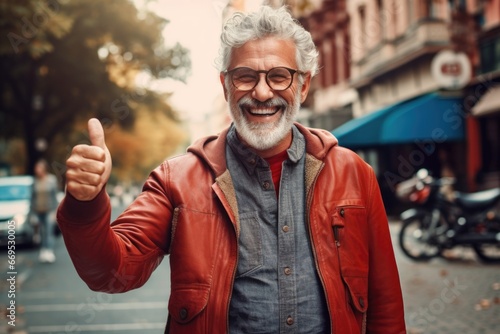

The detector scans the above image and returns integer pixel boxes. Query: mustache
[238,96,288,109]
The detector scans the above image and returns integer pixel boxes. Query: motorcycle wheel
[399,217,441,261]
[473,244,500,263]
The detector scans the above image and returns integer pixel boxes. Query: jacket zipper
[333,225,341,248]
[225,214,239,334]
[333,205,364,276]
[212,178,240,334]
[168,207,180,254]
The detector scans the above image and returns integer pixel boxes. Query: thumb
[88,118,106,149]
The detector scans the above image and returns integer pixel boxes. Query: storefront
[469,85,500,190]
[331,92,467,215]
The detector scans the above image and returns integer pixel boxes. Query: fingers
[69,144,106,164]
[64,119,113,201]
[67,145,106,175]
[65,145,108,201]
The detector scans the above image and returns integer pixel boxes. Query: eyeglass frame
[224,66,306,92]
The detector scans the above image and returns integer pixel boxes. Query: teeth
[246,107,280,116]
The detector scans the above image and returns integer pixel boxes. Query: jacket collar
[187,122,338,178]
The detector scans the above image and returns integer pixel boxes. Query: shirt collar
[226,123,305,175]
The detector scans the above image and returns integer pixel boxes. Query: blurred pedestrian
[32,159,58,263]
[57,6,405,333]
[438,148,457,201]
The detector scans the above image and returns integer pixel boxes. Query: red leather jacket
[57,123,406,334]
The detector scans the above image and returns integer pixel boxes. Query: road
[0,205,498,333]
[0,204,170,334]
[391,222,500,334]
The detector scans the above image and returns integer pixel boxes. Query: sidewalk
[390,222,500,333]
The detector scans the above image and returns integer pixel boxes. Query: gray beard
[228,93,301,151]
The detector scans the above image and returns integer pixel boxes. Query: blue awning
[331,93,465,148]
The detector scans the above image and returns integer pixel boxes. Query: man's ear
[300,72,312,103]
[220,72,228,102]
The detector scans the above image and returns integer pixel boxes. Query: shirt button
[282,225,290,232]
[249,158,256,165]
[340,208,345,217]
[284,267,292,275]
[262,181,270,189]
[286,316,294,325]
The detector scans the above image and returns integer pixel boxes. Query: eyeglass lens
[231,67,294,91]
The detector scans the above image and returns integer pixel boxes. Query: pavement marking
[28,322,166,332]
[17,268,32,288]
[16,290,58,299]
[24,301,167,312]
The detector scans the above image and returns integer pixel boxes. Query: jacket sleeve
[365,168,406,333]
[56,163,174,293]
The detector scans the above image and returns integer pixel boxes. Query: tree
[0,0,190,178]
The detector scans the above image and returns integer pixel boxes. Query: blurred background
[0,0,499,333]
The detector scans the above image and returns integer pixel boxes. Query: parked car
[0,175,40,247]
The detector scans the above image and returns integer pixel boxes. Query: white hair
[216,6,319,77]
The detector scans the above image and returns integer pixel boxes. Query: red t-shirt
[265,150,288,197]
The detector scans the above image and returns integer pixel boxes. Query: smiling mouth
[244,106,282,117]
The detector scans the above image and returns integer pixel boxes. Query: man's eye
[269,74,288,82]
[235,74,256,83]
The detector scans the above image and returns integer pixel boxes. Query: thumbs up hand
[66,118,112,201]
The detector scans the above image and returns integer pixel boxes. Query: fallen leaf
[479,299,491,309]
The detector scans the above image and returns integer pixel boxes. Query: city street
[392,223,500,334]
[0,206,499,333]
[2,1,499,333]
[0,204,170,334]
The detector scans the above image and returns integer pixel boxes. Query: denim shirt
[226,125,329,334]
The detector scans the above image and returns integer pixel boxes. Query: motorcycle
[396,169,500,263]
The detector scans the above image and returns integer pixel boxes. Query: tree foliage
[0,0,191,179]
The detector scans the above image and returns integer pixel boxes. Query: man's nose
[251,73,274,102]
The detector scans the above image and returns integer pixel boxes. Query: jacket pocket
[342,274,368,334]
[332,205,369,332]
[236,211,263,278]
[168,284,210,325]
[168,207,222,286]
[331,205,369,277]
[343,274,368,313]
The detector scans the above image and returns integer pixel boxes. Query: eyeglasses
[225,67,304,91]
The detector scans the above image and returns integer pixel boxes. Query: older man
[57,6,406,334]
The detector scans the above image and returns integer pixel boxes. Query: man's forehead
[229,37,297,69]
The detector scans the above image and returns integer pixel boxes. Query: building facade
[207,0,499,207]
[280,0,500,213]
[467,0,500,190]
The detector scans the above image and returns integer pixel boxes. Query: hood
[0,200,30,220]
[187,123,339,177]
[294,122,339,160]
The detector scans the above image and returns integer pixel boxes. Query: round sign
[431,50,471,90]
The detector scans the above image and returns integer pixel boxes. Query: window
[376,0,385,40]
[448,0,466,12]
[407,0,414,24]
[358,5,366,53]
[480,36,500,74]
[423,0,439,18]
[480,117,500,173]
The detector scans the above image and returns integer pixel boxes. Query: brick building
[274,0,500,213]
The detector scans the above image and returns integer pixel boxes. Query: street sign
[431,50,471,90]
